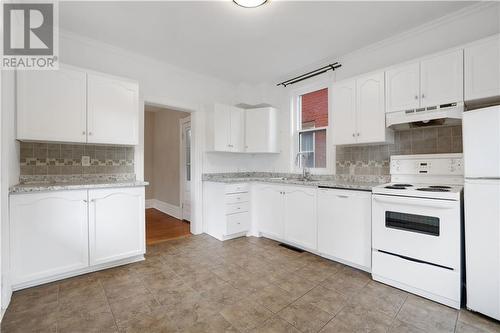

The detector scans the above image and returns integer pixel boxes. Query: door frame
[142,99,202,235]
[179,116,191,221]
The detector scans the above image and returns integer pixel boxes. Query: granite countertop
[10,174,149,194]
[203,173,389,191]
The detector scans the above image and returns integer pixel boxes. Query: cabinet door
[17,66,87,143]
[465,37,500,101]
[89,187,145,265]
[230,107,245,152]
[254,184,284,240]
[10,190,89,286]
[317,188,371,270]
[356,72,386,144]
[420,50,463,107]
[332,80,357,145]
[283,186,317,251]
[213,104,232,151]
[87,73,139,145]
[245,107,278,153]
[385,62,420,112]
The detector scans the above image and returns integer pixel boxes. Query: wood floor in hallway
[146,208,191,244]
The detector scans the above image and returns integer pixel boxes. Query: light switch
[82,156,91,167]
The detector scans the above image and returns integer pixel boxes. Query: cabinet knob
[414,95,418,100]
[88,132,93,136]
[421,94,425,99]
[357,133,360,137]
[82,131,86,135]
[352,133,355,137]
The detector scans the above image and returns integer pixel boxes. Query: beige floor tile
[299,285,348,316]
[250,284,299,313]
[220,299,274,332]
[396,295,458,333]
[278,300,334,333]
[182,313,239,333]
[57,303,118,333]
[321,265,370,297]
[457,310,500,333]
[349,281,407,318]
[108,292,161,326]
[320,303,393,333]
[388,319,426,333]
[271,272,317,298]
[253,316,302,333]
[7,283,59,313]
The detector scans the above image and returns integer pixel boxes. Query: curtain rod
[277,62,341,87]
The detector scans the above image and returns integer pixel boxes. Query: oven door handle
[372,195,457,209]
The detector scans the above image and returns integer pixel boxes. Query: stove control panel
[390,154,464,176]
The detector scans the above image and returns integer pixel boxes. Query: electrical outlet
[82,156,91,167]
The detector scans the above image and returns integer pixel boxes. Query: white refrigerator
[463,105,500,320]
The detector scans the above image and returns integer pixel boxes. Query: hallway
[146,209,191,245]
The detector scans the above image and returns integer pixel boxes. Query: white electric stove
[371,153,464,309]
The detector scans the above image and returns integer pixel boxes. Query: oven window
[385,211,440,236]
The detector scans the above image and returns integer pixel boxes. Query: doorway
[143,104,192,244]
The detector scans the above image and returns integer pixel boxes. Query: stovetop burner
[416,188,451,192]
[385,185,409,189]
[428,185,452,189]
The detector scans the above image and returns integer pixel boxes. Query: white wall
[1,71,20,315]
[232,2,500,174]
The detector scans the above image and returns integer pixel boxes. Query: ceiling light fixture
[233,0,268,8]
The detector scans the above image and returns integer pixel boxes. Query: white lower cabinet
[10,190,90,286]
[317,188,372,271]
[253,183,317,251]
[88,187,146,265]
[10,186,146,290]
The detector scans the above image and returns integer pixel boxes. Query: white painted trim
[12,255,144,291]
[146,199,182,220]
[179,117,191,222]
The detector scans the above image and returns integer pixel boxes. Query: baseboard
[146,198,182,220]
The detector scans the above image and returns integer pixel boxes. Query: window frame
[290,80,335,175]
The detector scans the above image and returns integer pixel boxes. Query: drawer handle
[337,195,349,198]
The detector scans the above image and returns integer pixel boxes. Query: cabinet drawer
[225,192,249,204]
[225,183,248,194]
[226,212,250,235]
[226,202,249,215]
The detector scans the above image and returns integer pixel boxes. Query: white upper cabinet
[420,50,463,107]
[87,73,139,145]
[88,187,145,266]
[209,104,244,152]
[332,80,356,145]
[386,50,464,113]
[333,72,393,145]
[17,66,87,143]
[17,64,139,145]
[244,107,278,153]
[465,36,500,101]
[385,62,420,113]
[207,104,278,153]
[356,72,387,144]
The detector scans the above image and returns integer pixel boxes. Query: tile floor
[2,235,500,333]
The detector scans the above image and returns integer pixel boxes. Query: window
[297,88,328,169]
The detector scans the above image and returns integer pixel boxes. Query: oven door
[372,194,461,270]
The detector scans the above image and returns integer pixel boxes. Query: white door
[254,184,284,240]
[356,72,385,144]
[385,62,420,112]
[229,106,245,152]
[317,188,371,270]
[213,104,232,151]
[17,66,87,142]
[420,50,463,107]
[10,190,89,286]
[88,187,145,265]
[332,79,357,145]
[463,106,500,178]
[181,118,192,221]
[465,179,500,320]
[87,73,139,145]
[465,37,500,101]
[283,186,317,251]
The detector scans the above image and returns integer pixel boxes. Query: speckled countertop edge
[203,173,389,191]
[9,180,149,194]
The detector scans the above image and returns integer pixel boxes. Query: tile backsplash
[336,125,463,176]
[20,142,134,176]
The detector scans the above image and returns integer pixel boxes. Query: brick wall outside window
[300,88,328,167]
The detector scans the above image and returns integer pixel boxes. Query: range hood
[386,102,463,130]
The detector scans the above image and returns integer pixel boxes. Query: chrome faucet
[295,152,312,181]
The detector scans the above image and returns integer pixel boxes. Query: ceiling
[60,1,475,84]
